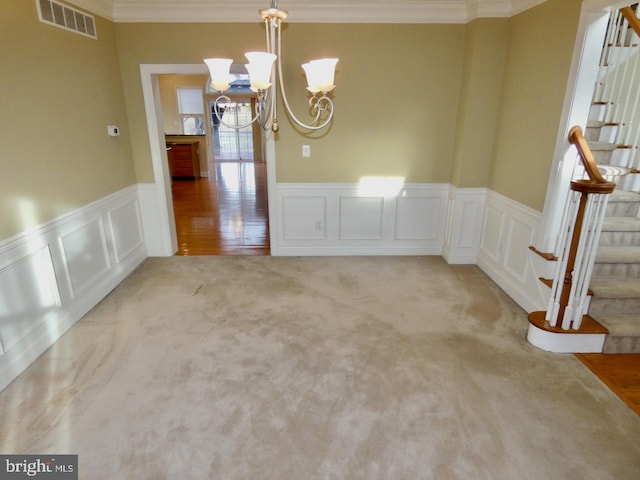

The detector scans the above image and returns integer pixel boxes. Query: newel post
[557,180,615,325]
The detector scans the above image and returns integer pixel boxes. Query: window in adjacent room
[177,87,205,135]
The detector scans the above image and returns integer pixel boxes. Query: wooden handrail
[568,126,615,187]
[621,6,640,37]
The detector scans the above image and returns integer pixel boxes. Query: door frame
[140,64,277,256]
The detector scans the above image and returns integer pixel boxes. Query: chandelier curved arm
[274,22,335,131]
[213,94,263,130]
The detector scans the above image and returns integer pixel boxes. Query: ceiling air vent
[36,0,97,39]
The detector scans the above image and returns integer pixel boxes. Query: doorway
[158,72,271,256]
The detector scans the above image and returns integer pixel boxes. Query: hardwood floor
[576,353,640,415]
[171,160,270,255]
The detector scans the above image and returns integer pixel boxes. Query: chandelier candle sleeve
[245,52,277,91]
[302,58,339,93]
[204,58,233,92]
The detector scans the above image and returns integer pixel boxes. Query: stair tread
[589,141,619,151]
[609,190,640,203]
[588,313,640,336]
[598,165,630,176]
[595,246,640,263]
[590,276,640,297]
[602,216,640,231]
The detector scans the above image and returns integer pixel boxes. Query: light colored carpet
[0,256,639,479]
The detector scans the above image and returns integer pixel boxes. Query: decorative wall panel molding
[476,190,549,313]
[282,196,327,240]
[273,183,450,256]
[0,186,146,392]
[137,183,173,256]
[339,197,384,240]
[442,187,487,264]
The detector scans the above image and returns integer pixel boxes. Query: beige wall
[0,0,135,240]
[116,22,466,184]
[272,24,465,183]
[451,18,509,188]
[489,0,583,211]
[1,0,587,241]
[158,74,208,135]
[115,23,266,183]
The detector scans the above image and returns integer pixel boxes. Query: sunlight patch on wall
[357,177,405,197]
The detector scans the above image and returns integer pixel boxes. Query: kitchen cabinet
[167,142,200,179]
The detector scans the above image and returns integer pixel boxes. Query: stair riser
[589,103,607,122]
[590,297,640,315]
[599,231,640,246]
[586,125,619,143]
[593,263,640,277]
[611,148,633,168]
[622,173,640,192]
[585,126,601,142]
[594,150,614,165]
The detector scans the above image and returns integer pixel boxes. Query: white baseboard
[0,186,147,392]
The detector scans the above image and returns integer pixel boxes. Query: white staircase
[584,65,640,352]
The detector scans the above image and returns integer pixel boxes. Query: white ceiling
[64,0,550,23]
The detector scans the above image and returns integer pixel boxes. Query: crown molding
[511,0,549,15]
[63,0,114,19]
[64,0,552,24]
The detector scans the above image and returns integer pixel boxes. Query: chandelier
[204,0,338,133]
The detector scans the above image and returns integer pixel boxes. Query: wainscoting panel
[0,185,147,392]
[59,217,111,298]
[477,191,549,313]
[480,203,505,263]
[109,199,145,263]
[395,196,442,240]
[339,197,384,240]
[0,246,61,354]
[137,183,173,257]
[282,196,327,240]
[273,183,450,256]
[442,187,487,264]
[504,215,536,284]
